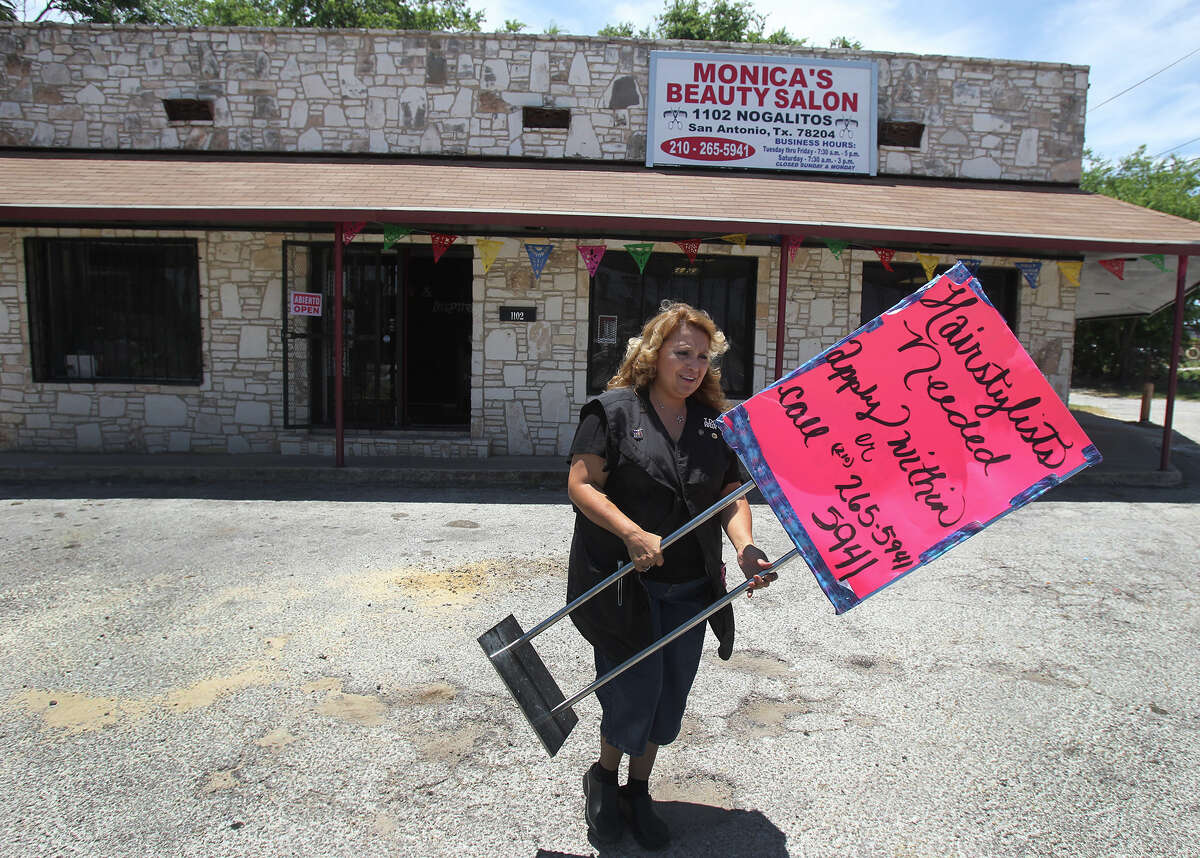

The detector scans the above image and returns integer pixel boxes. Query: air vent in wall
[523,107,571,130]
[878,121,925,148]
[162,99,215,122]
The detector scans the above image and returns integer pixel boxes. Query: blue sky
[480,0,1200,165]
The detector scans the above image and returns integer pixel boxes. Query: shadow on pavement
[536,802,787,857]
[1039,410,1200,504]
[1,410,1195,505]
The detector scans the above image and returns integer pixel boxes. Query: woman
[567,301,771,850]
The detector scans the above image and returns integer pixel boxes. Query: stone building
[1,23,1198,458]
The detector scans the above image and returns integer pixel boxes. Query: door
[282,241,472,429]
[402,252,473,426]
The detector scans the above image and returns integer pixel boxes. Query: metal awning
[3,150,1200,257]
[1076,254,1199,320]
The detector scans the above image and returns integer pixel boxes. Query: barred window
[587,253,756,397]
[25,238,202,384]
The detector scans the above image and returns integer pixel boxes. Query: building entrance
[282,242,472,429]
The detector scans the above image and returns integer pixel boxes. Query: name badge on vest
[632,427,644,440]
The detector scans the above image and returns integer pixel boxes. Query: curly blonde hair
[607,301,730,411]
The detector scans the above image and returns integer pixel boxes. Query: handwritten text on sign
[720,263,1100,613]
[646,50,878,175]
[289,291,322,317]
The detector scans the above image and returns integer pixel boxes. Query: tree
[1082,145,1200,222]
[601,0,860,46]
[656,0,805,44]
[32,0,172,23]
[1,0,17,21]
[1073,146,1200,388]
[30,0,486,29]
[597,20,651,39]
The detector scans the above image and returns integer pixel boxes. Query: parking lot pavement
[1,471,1197,858]
[1069,387,1200,443]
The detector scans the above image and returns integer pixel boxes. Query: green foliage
[543,20,560,34]
[829,35,862,49]
[501,17,524,32]
[1082,145,1200,222]
[602,0,845,46]
[657,0,769,42]
[1,0,17,22]
[34,0,173,23]
[34,0,486,29]
[597,21,651,38]
[1073,146,1200,387]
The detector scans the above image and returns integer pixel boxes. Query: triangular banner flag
[823,239,849,259]
[720,234,748,248]
[430,232,458,263]
[625,242,654,274]
[382,225,412,250]
[959,258,982,275]
[578,244,607,278]
[872,247,896,272]
[1141,254,1167,272]
[524,243,554,280]
[477,238,505,274]
[1098,258,1125,280]
[782,235,804,263]
[917,253,940,280]
[1056,260,1082,288]
[1015,261,1042,289]
[342,222,367,245]
[675,239,701,263]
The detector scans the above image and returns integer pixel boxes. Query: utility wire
[1087,45,1200,113]
[1152,134,1200,159]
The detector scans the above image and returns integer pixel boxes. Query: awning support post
[1160,254,1189,471]
[334,223,345,468]
[775,241,789,382]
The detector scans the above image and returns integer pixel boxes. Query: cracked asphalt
[2,403,1199,856]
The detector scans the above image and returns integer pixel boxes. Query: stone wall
[0,224,1077,454]
[0,23,1087,183]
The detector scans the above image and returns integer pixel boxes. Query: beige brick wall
[0,23,1086,182]
[0,227,1077,454]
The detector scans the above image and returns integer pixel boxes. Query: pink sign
[289,291,322,317]
[721,262,1100,613]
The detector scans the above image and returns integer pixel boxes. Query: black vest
[567,387,738,662]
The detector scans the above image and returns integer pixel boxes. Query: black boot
[619,783,670,850]
[583,764,623,844]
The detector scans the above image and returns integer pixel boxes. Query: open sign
[289,291,322,316]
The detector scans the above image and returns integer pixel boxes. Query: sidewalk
[0,409,1191,489]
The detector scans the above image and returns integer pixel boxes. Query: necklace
[652,397,686,425]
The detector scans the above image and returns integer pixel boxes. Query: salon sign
[646,50,878,175]
[721,262,1100,613]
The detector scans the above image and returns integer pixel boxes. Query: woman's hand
[622,527,664,572]
[738,543,775,598]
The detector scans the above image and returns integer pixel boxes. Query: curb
[0,463,1177,489]
[0,464,569,489]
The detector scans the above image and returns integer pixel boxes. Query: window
[878,121,925,148]
[860,261,1019,333]
[587,252,756,398]
[161,99,214,122]
[522,107,570,129]
[25,238,202,384]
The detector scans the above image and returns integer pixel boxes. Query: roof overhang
[3,151,1200,258]
[1076,254,1198,320]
